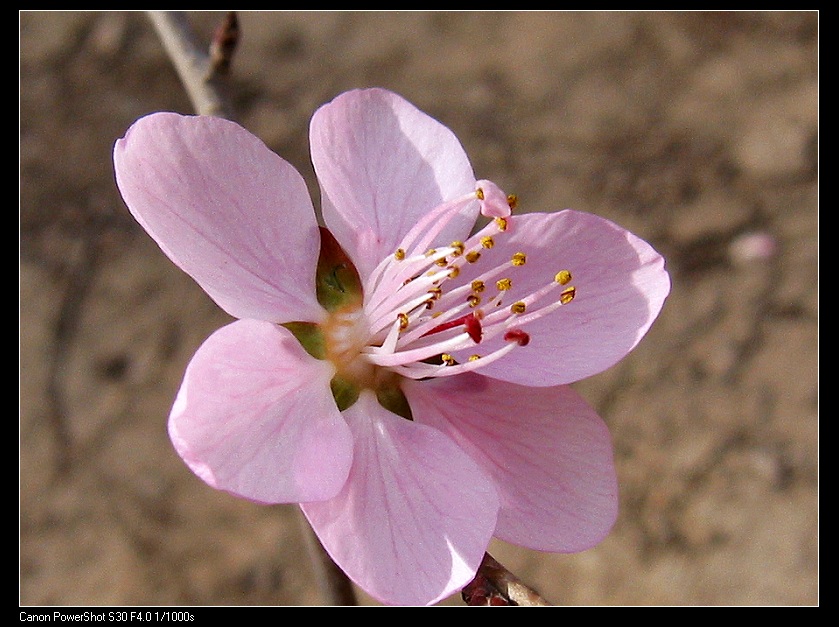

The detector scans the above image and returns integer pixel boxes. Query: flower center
[354,180,577,381]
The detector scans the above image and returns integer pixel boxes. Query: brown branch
[462,553,551,606]
[209,12,239,75]
[146,11,236,118]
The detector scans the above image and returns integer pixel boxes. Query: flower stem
[146,11,236,118]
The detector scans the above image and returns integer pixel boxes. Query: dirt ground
[20,11,818,606]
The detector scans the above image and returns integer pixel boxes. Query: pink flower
[113,88,670,606]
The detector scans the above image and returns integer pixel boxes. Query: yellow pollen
[511,252,527,266]
[450,241,465,256]
[468,354,481,362]
[427,287,442,299]
[397,312,409,330]
[560,286,576,305]
[496,278,513,291]
[435,257,449,267]
[471,279,486,293]
[481,236,495,249]
[467,294,481,308]
[507,194,518,210]
[432,311,443,318]
[425,300,435,309]
[465,250,481,263]
[476,187,485,201]
[425,248,437,257]
[394,248,406,261]
[495,217,508,231]
[555,270,572,285]
[442,353,456,366]
[448,266,460,279]
[510,301,526,314]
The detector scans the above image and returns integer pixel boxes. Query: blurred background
[20,11,818,605]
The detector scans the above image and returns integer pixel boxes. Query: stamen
[510,301,526,314]
[511,252,527,266]
[476,179,512,218]
[555,269,572,285]
[397,312,409,330]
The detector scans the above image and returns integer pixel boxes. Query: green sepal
[330,376,361,412]
[376,384,414,421]
[316,226,363,311]
[282,321,326,360]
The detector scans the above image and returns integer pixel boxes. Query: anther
[510,301,526,314]
[471,280,486,293]
[503,329,530,346]
[467,294,481,308]
[555,270,572,285]
[441,353,456,366]
[560,286,576,305]
[496,278,512,291]
[397,312,409,330]
[495,217,508,231]
[468,355,481,362]
[450,241,465,256]
[465,250,481,263]
[507,194,518,210]
[394,248,406,261]
[511,252,527,266]
[481,236,495,249]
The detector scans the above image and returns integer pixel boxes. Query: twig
[209,12,239,75]
[462,553,551,606]
[146,11,236,118]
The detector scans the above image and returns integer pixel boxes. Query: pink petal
[310,88,478,281]
[404,374,618,553]
[168,319,352,504]
[454,210,670,386]
[301,391,498,606]
[114,112,325,324]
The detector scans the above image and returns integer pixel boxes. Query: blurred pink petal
[405,374,617,552]
[445,210,671,386]
[114,112,325,323]
[169,319,352,504]
[302,391,498,606]
[311,88,479,281]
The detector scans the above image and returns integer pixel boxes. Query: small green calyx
[316,226,363,311]
[330,376,361,412]
[376,383,413,421]
[282,321,325,360]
